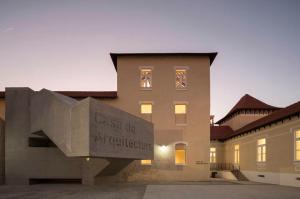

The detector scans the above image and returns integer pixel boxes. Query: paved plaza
[0,181,299,199]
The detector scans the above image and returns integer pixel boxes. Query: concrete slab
[143,184,300,199]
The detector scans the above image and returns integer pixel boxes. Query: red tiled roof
[226,101,300,140]
[210,125,234,141]
[110,52,218,71]
[216,94,280,124]
[0,91,117,99]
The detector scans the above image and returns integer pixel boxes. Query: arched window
[175,143,187,165]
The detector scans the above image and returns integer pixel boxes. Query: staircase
[231,169,248,181]
[210,163,248,181]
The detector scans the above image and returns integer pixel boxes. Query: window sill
[175,163,186,166]
[140,88,152,91]
[175,123,187,127]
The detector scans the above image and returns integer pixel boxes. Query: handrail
[210,163,239,171]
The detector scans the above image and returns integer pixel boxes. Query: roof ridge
[216,94,279,124]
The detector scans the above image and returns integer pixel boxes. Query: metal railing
[210,163,239,171]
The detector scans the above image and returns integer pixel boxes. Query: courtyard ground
[0,180,299,199]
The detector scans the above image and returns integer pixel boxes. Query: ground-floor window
[234,144,240,164]
[257,138,266,162]
[141,160,152,165]
[210,147,216,163]
[175,143,186,165]
[295,130,300,161]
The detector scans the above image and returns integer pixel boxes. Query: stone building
[0,52,217,184]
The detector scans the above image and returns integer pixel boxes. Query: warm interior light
[141,159,152,165]
[141,104,152,114]
[86,157,90,162]
[175,104,186,114]
[175,149,186,165]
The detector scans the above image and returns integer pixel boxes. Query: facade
[211,94,300,187]
[0,52,217,184]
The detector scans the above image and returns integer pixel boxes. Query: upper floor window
[234,144,240,164]
[140,103,152,121]
[175,143,187,165]
[295,130,300,161]
[210,147,216,163]
[140,69,152,89]
[174,104,187,124]
[257,138,266,163]
[175,69,187,89]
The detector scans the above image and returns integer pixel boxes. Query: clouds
[2,27,15,33]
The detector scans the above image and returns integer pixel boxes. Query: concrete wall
[5,88,83,185]
[223,116,300,187]
[0,118,4,184]
[101,55,211,181]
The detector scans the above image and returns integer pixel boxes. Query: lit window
[175,104,187,124]
[141,160,152,165]
[140,104,152,114]
[140,103,152,122]
[257,138,266,162]
[140,69,152,88]
[175,143,186,165]
[175,104,186,114]
[295,130,300,161]
[234,145,240,164]
[210,147,216,163]
[175,69,187,89]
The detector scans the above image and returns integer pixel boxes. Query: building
[210,94,300,187]
[0,52,217,184]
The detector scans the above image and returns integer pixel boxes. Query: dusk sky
[0,0,299,120]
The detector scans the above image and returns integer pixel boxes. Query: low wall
[242,170,300,187]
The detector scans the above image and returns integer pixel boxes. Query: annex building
[210,94,300,187]
[0,53,216,185]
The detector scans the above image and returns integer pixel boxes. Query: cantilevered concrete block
[30,89,154,160]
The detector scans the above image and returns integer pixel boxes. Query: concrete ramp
[30,89,154,160]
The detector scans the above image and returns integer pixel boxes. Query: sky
[0,0,300,120]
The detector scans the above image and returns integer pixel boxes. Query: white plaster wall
[242,170,300,187]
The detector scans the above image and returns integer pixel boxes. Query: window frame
[139,101,153,122]
[174,66,189,90]
[294,129,300,162]
[174,102,188,126]
[257,138,266,163]
[210,147,216,163]
[174,142,188,165]
[140,67,153,90]
[141,159,152,165]
[234,144,240,164]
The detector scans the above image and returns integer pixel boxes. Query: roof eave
[110,52,218,71]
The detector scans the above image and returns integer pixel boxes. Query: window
[140,69,152,89]
[175,104,187,124]
[295,130,300,161]
[175,69,187,89]
[175,143,186,165]
[257,138,266,162]
[140,103,152,121]
[141,160,152,165]
[234,144,240,164]
[210,147,216,163]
